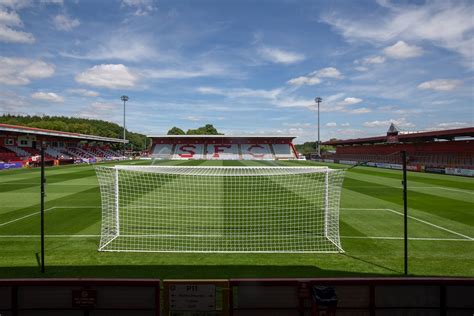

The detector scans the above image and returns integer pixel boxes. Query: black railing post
[40,143,46,273]
[402,150,408,275]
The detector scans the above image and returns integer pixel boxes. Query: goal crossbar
[95,165,345,253]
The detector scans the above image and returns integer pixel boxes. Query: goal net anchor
[95,166,345,253]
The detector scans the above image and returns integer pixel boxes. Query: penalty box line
[342,208,473,241]
[0,206,100,228]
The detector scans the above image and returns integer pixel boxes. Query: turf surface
[0,159,473,278]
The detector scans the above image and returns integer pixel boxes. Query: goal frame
[95,165,345,253]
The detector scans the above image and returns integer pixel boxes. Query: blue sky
[0,0,472,143]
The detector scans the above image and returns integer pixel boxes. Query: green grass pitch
[0,159,473,278]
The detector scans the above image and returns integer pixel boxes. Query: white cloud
[349,107,371,114]
[68,89,99,97]
[40,0,63,5]
[121,0,156,16]
[315,67,343,79]
[340,97,362,105]
[322,1,474,65]
[283,122,312,128]
[418,79,463,91]
[341,122,350,127]
[145,64,228,79]
[354,66,369,72]
[258,46,305,64]
[0,10,21,26]
[436,122,469,129]
[0,9,34,43]
[197,86,282,100]
[326,122,337,127]
[361,55,386,65]
[31,92,64,102]
[75,64,138,89]
[0,57,55,85]
[0,0,32,10]
[0,25,34,43]
[287,67,342,86]
[60,34,158,62]
[287,75,321,86]
[363,118,414,128]
[185,115,201,121]
[274,96,315,108]
[53,14,80,31]
[377,105,421,115]
[384,40,423,59]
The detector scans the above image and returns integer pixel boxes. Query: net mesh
[95,166,345,253]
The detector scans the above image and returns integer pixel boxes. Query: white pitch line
[0,183,96,186]
[0,207,55,227]
[343,186,474,194]
[342,208,473,240]
[0,235,99,238]
[0,206,100,227]
[50,206,100,209]
[341,236,472,241]
[411,186,474,195]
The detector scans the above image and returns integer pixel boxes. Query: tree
[294,141,335,155]
[167,127,185,135]
[186,124,221,135]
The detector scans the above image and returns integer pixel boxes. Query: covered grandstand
[0,123,127,169]
[148,135,299,160]
[322,124,474,176]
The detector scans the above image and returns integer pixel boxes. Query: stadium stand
[208,144,240,160]
[152,143,174,159]
[0,146,19,162]
[322,124,474,175]
[0,123,127,169]
[148,135,299,160]
[172,143,206,159]
[241,143,273,160]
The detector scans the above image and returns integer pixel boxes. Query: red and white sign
[208,144,238,160]
[173,144,204,159]
[242,144,272,160]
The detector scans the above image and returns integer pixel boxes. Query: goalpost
[95,165,345,253]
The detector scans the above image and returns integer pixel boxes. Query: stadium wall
[0,278,472,315]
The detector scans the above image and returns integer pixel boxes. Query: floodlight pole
[315,97,322,157]
[40,142,46,273]
[121,95,129,157]
[402,150,408,275]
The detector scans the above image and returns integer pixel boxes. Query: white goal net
[95,165,345,253]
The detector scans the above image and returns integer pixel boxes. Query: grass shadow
[0,264,397,279]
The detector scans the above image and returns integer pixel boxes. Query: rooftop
[0,123,128,143]
[323,127,474,146]
[148,135,297,139]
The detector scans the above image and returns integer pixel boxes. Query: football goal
[95,165,345,253]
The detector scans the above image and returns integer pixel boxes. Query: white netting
[95,166,345,253]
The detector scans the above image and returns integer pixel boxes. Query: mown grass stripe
[343,177,473,227]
